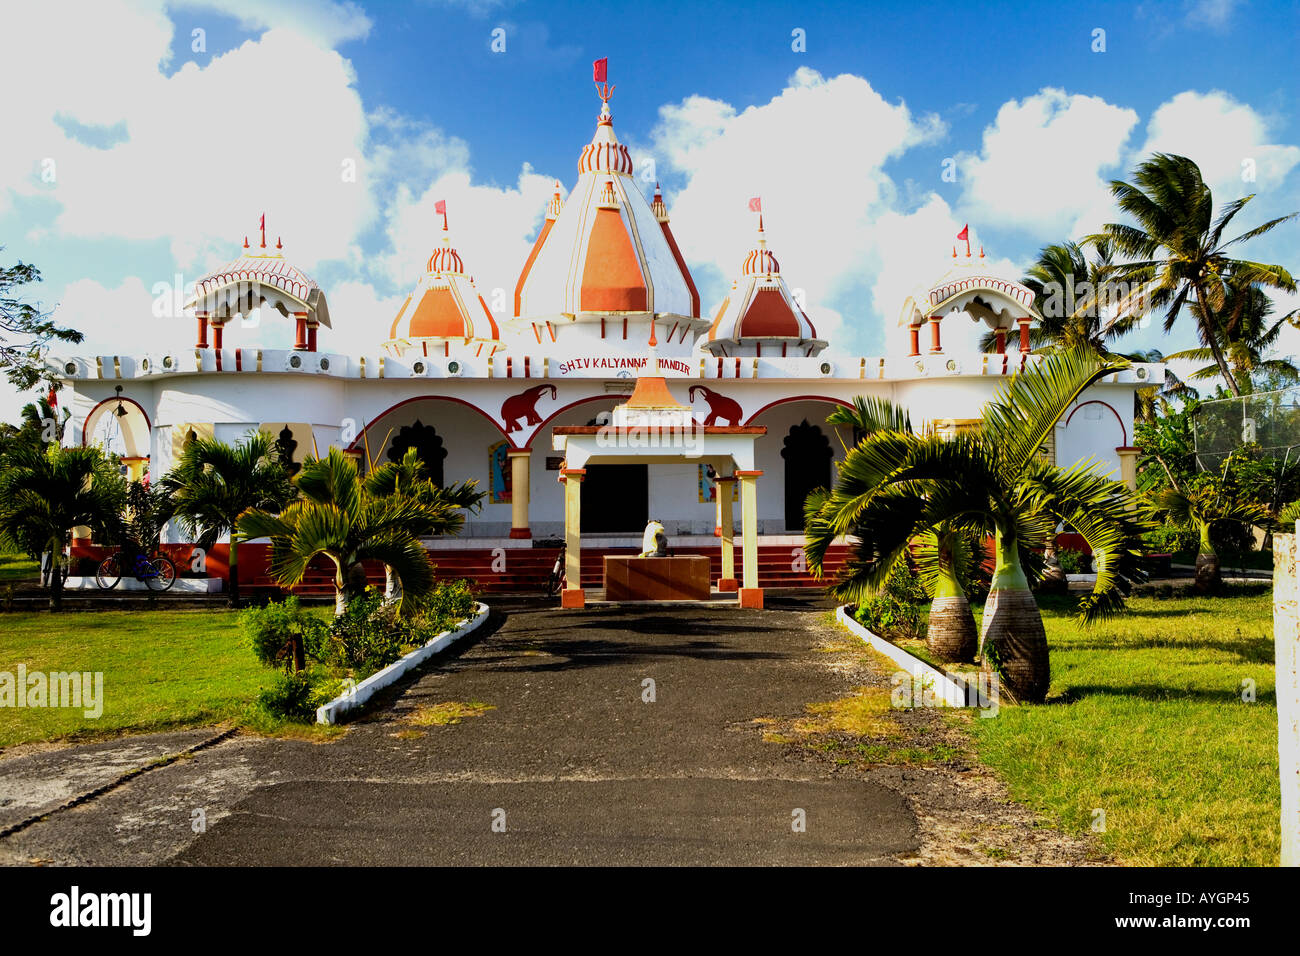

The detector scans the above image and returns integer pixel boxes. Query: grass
[0,550,38,583]
[966,585,1279,867]
[0,608,276,748]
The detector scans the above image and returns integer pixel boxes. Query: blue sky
[2,0,1299,418]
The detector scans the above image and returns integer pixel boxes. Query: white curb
[315,602,490,725]
[835,605,972,708]
[63,576,223,593]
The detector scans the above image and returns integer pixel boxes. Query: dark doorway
[782,419,833,531]
[581,464,649,534]
[387,420,447,487]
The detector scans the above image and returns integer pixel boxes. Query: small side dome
[387,204,502,356]
[704,213,824,358]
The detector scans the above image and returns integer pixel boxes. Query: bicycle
[543,543,566,597]
[96,547,177,592]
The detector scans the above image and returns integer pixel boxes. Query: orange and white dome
[703,217,825,357]
[513,86,701,330]
[387,210,502,357]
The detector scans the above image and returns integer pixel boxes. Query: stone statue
[640,519,668,557]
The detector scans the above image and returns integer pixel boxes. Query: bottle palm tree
[0,444,126,610]
[160,431,295,607]
[1151,485,1267,593]
[805,348,1147,703]
[238,447,471,615]
[816,397,983,663]
[1092,152,1297,397]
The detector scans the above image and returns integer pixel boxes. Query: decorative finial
[979,245,985,259]
[952,245,957,258]
[259,213,266,249]
[276,236,283,250]
[243,236,249,249]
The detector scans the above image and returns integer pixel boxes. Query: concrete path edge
[316,602,490,725]
[835,605,970,707]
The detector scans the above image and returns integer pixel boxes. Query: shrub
[1141,525,1199,555]
[1056,548,1089,575]
[240,597,327,672]
[255,670,340,722]
[322,580,479,676]
[853,563,926,641]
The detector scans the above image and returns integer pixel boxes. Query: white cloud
[0,3,373,277]
[651,68,947,353]
[1184,0,1244,30]
[1137,90,1300,201]
[957,89,1139,238]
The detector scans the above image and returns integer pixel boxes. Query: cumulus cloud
[170,0,373,47]
[957,89,1139,238]
[0,2,372,279]
[1136,90,1300,200]
[651,67,947,354]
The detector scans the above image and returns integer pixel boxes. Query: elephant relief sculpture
[501,384,557,434]
[689,385,743,427]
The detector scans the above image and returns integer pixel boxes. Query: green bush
[853,563,926,641]
[322,581,479,676]
[239,597,327,671]
[1056,548,1089,575]
[255,670,340,722]
[1141,525,1199,555]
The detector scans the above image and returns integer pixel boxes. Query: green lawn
[0,551,38,584]
[0,609,272,747]
[966,586,1279,866]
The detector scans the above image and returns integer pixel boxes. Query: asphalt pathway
[0,596,920,866]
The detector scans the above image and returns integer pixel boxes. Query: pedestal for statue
[604,555,711,601]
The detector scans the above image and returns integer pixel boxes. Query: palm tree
[805,348,1147,703]
[1152,485,1267,593]
[1092,153,1297,397]
[160,431,295,607]
[0,444,126,610]
[361,446,484,604]
[1165,273,1299,393]
[817,397,983,664]
[238,447,460,615]
[981,240,1138,355]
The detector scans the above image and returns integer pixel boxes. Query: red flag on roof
[956,224,969,241]
[593,58,607,82]
[748,197,761,212]
[434,200,446,215]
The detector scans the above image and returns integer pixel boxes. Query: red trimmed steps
[243,545,851,597]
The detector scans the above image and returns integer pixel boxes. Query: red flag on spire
[956,223,970,256]
[592,58,607,82]
[434,199,447,230]
[748,197,762,212]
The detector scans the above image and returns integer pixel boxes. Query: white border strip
[835,605,970,708]
[316,602,490,725]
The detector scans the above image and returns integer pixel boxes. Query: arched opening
[781,420,833,531]
[386,419,448,487]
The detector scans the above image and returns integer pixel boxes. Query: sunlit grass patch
[405,700,495,727]
[967,586,1279,866]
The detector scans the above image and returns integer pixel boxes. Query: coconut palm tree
[239,447,465,615]
[1165,273,1299,393]
[160,431,295,607]
[1152,485,1267,593]
[1092,152,1297,397]
[0,444,126,610]
[805,348,1147,703]
[361,446,483,604]
[980,239,1138,356]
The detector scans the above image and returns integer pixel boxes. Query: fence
[1271,530,1300,866]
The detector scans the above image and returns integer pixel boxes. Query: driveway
[0,596,1097,866]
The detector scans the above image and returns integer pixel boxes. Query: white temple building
[50,81,1161,601]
